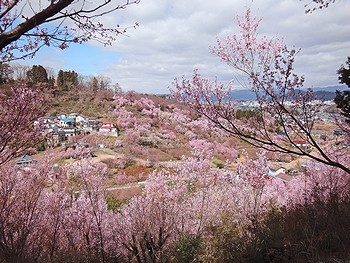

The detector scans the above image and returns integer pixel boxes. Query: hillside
[44,86,116,119]
[40,90,244,188]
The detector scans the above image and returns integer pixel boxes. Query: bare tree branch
[0,0,140,61]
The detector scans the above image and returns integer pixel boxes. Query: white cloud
[28,0,350,94]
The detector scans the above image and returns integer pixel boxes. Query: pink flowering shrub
[112,143,291,261]
[114,172,136,184]
[60,145,94,159]
[0,144,349,262]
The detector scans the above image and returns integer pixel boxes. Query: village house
[61,127,81,138]
[99,122,118,134]
[15,154,37,166]
[35,117,59,132]
[75,115,101,131]
[87,119,100,131]
[68,113,79,121]
[59,117,73,128]
[268,166,286,177]
[268,165,294,182]
[76,114,89,124]
[292,140,309,149]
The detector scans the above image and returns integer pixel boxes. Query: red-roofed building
[99,122,117,134]
[293,140,309,149]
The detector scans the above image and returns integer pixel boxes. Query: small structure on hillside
[15,154,37,166]
[99,122,118,134]
[292,140,309,150]
[268,165,294,182]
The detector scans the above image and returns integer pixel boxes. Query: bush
[248,191,350,262]
[106,195,125,212]
[174,235,201,263]
[210,157,225,168]
[36,140,48,151]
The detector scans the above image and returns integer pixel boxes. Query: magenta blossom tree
[171,8,350,174]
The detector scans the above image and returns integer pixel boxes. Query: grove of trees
[26,65,49,84]
[57,69,79,91]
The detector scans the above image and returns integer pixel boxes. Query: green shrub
[106,195,125,212]
[175,235,201,263]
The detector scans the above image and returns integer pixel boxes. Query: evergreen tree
[92,77,98,91]
[0,63,13,85]
[26,65,48,83]
[48,76,55,89]
[57,70,64,89]
[56,70,78,91]
[335,57,350,122]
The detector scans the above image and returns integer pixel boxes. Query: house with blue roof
[59,117,73,128]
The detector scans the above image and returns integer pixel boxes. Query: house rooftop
[293,140,308,144]
[15,154,35,165]
[61,117,72,123]
[275,172,294,182]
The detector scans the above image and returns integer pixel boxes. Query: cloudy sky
[24,0,350,94]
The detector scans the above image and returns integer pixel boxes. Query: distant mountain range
[229,85,348,101]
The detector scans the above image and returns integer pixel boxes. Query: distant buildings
[36,113,117,147]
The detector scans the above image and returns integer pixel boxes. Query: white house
[61,127,79,137]
[99,122,117,134]
[68,113,79,119]
[76,115,89,124]
[268,166,286,177]
[59,117,73,128]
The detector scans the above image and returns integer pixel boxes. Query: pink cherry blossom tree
[113,139,298,262]
[0,84,45,165]
[0,154,119,262]
[171,8,350,174]
[0,162,52,262]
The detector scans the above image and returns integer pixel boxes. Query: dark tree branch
[0,0,139,61]
[0,0,74,50]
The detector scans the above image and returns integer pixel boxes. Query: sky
[19,0,350,94]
